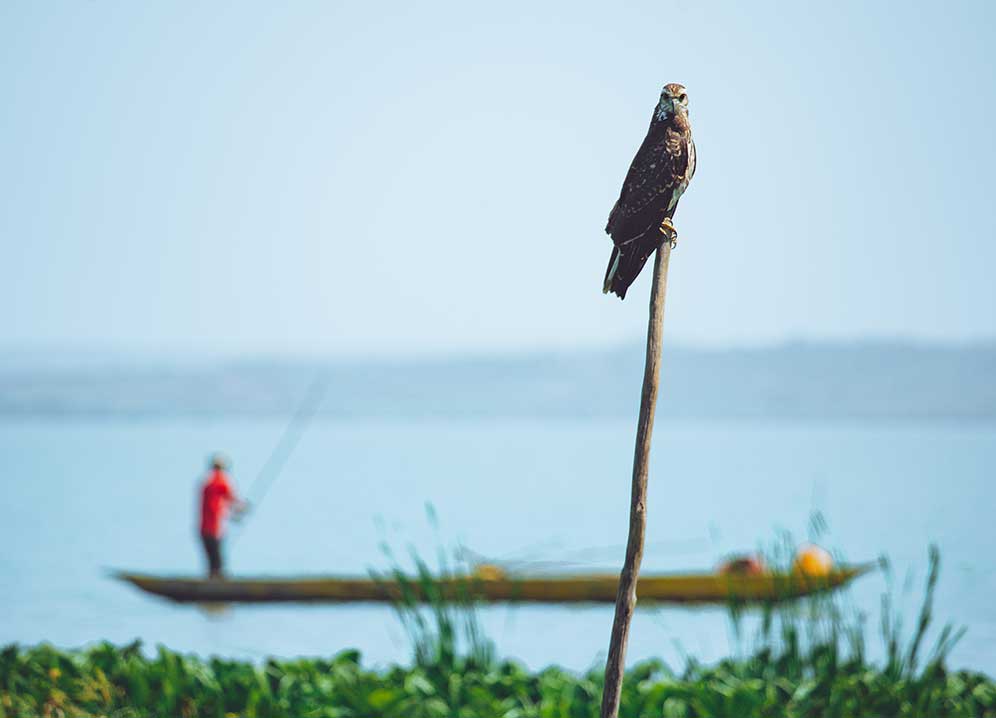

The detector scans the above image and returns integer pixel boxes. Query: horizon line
[1,334,995,369]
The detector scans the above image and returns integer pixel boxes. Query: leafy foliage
[1,638,993,718]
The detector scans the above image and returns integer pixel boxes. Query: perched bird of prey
[603,83,696,299]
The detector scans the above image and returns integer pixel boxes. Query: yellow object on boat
[114,565,871,606]
[793,544,834,577]
[473,563,507,580]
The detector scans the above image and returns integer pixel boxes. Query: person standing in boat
[199,454,247,579]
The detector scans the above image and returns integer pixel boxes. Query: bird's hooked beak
[656,95,684,121]
[655,100,672,121]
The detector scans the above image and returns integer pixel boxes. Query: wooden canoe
[114,565,871,605]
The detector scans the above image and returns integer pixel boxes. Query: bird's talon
[659,217,678,249]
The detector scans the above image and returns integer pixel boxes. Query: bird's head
[655,83,689,122]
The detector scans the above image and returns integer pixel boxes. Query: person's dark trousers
[201,534,224,578]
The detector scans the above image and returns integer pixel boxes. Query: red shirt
[200,469,236,538]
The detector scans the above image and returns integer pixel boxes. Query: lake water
[2,417,993,674]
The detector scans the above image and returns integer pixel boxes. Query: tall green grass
[369,504,495,672]
[729,514,965,682]
[370,542,495,672]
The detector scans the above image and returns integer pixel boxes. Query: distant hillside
[1,342,994,420]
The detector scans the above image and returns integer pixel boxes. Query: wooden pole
[600,241,672,718]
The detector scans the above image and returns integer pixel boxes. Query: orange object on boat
[793,544,833,577]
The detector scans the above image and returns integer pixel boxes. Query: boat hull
[115,566,871,605]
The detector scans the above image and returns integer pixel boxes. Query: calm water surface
[1,417,993,673]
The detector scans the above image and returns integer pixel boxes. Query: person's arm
[225,478,250,516]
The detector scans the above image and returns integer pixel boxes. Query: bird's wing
[606,127,691,237]
[686,138,696,182]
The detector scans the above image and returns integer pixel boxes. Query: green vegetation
[3,547,994,717]
[2,634,992,718]
[370,508,495,671]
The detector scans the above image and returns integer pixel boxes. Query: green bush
[1,638,993,718]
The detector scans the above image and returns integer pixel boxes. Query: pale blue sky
[2,1,994,357]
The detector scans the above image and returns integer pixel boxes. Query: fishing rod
[229,374,328,543]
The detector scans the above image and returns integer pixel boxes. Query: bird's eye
[679,94,687,103]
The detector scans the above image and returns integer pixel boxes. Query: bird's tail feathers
[602,242,655,300]
[602,248,621,295]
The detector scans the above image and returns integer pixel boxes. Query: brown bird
[603,83,696,299]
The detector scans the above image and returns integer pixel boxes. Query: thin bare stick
[600,241,672,718]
